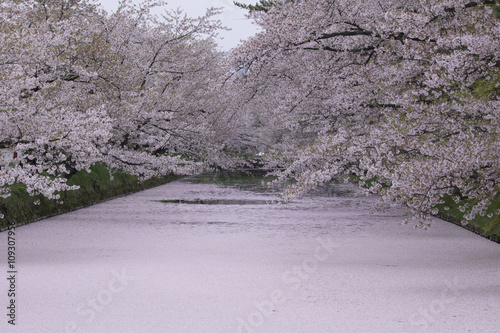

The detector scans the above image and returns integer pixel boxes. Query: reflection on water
[181,169,357,198]
[150,169,400,236]
[307,184,356,198]
[158,199,271,205]
[182,169,282,193]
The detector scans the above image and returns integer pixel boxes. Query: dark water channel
[158,169,357,206]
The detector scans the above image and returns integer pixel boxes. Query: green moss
[471,70,499,100]
[66,162,112,187]
[493,5,500,20]
[484,215,500,237]
[0,164,182,230]
[436,195,500,243]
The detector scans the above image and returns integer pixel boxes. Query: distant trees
[0,0,233,204]
[229,0,500,226]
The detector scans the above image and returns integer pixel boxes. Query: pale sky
[99,0,260,51]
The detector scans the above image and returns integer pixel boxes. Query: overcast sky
[99,0,260,51]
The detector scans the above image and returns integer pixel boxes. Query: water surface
[4,171,499,333]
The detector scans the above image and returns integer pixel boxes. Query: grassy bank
[436,196,500,243]
[0,163,183,231]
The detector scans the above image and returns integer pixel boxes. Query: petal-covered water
[1,171,499,333]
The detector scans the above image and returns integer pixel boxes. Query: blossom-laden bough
[0,0,241,215]
[229,0,500,228]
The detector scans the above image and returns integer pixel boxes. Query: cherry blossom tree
[230,0,500,227]
[0,0,233,210]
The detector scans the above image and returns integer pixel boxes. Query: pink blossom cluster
[228,0,500,227]
[0,0,238,215]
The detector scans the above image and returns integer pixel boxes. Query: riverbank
[0,163,182,231]
[436,196,500,244]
